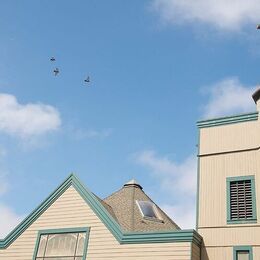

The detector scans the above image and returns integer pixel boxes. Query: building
[0,175,201,259]
[1,88,260,259]
[197,87,260,260]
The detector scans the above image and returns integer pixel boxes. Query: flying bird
[53,68,59,76]
[84,76,90,83]
[257,24,260,30]
[50,57,56,62]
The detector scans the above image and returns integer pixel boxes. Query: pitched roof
[103,179,180,232]
[0,174,201,249]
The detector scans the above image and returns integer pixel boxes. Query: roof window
[137,200,161,220]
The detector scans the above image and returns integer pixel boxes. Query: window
[227,176,257,224]
[33,227,89,260]
[136,200,161,220]
[233,246,253,260]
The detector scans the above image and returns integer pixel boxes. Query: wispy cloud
[134,150,196,228]
[0,93,61,139]
[135,150,196,195]
[201,77,256,118]
[133,78,257,228]
[0,175,24,239]
[0,203,24,239]
[161,203,195,230]
[69,127,113,140]
[151,0,260,31]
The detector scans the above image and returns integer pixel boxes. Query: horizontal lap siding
[202,246,260,260]
[0,186,191,260]
[191,242,200,260]
[200,121,259,155]
[199,119,260,260]
[201,247,232,260]
[199,226,260,246]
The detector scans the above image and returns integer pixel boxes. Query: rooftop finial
[252,87,260,112]
[124,179,143,189]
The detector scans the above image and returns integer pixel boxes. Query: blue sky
[0,0,260,236]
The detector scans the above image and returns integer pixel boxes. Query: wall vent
[230,180,253,220]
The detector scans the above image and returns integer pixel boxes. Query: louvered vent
[230,180,253,220]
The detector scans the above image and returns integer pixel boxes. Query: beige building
[197,88,260,260]
[1,88,260,260]
[0,176,201,259]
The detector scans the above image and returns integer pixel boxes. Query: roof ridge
[0,173,201,249]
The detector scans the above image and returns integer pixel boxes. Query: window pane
[45,233,78,257]
[36,235,48,257]
[138,201,157,218]
[76,233,86,256]
[237,251,249,260]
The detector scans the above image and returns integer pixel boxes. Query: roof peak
[123,179,143,189]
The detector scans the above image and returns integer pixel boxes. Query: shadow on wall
[201,242,209,260]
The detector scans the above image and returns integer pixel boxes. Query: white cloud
[0,176,24,239]
[133,79,257,228]
[0,94,61,237]
[135,150,196,195]
[202,78,256,118]
[0,204,24,239]
[134,150,196,228]
[0,93,61,139]
[151,0,260,31]
[162,204,195,229]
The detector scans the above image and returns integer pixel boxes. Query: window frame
[227,175,257,224]
[233,246,253,260]
[136,200,163,222]
[32,227,90,260]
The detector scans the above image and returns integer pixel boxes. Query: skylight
[137,200,160,219]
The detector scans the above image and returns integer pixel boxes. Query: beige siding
[199,117,260,260]
[198,150,259,227]
[201,247,232,260]
[200,120,259,155]
[202,246,260,260]
[199,226,260,246]
[253,247,260,259]
[0,186,192,260]
[191,242,200,260]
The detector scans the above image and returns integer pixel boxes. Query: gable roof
[104,180,180,232]
[0,174,202,249]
